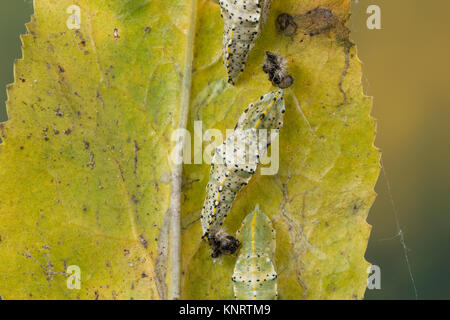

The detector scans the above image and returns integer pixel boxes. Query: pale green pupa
[232,205,278,300]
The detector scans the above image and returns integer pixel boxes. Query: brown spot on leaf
[276,13,297,36]
[280,7,352,47]
[139,234,148,248]
[55,108,63,117]
[113,28,120,39]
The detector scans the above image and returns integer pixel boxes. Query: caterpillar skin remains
[232,206,278,300]
[218,0,272,85]
[263,51,294,89]
[201,90,285,257]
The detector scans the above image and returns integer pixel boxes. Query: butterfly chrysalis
[201,90,285,258]
[218,0,272,85]
[232,205,278,300]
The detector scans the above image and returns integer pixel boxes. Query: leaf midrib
[167,0,198,300]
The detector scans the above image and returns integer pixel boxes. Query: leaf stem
[168,0,197,300]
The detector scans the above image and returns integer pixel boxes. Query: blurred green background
[350,0,450,299]
[0,0,449,299]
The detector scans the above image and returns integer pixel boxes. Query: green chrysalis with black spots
[232,205,278,300]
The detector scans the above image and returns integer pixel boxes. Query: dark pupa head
[217,234,240,255]
[208,230,240,258]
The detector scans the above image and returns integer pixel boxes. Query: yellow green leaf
[0,0,379,300]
